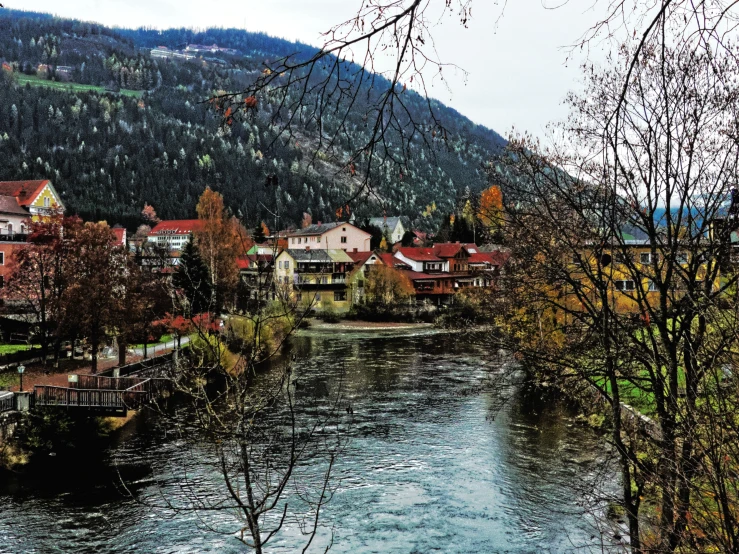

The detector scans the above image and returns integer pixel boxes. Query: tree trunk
[91,330,99,374]
[118,335,127,366]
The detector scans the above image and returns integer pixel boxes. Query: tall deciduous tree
[195,187,246,312]
[3,215,82,366]
[64,222,127,373]
[496,40,739,553]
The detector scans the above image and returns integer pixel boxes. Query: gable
[30,182,64,211]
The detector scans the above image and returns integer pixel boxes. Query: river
[0,328,621,553]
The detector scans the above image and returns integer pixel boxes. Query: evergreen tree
[173,235,212,315]
[252,222,266,243]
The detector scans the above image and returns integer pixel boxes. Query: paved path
[132,336,190,357]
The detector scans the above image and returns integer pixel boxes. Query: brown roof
[0,195,29,216]
[0,180,50,207]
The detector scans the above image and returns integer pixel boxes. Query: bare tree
[493,34,739,552]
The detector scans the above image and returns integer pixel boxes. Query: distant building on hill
[368,216,405,244]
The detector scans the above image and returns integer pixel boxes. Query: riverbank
[306,320,436,333]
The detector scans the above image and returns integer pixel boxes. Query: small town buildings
[238,253,276,303]
[0,180,66,282]
[394,247,447,273]
[275,248,355,312]
[285,222,372,253]
[147,220,203,257]
[368,216,405,244]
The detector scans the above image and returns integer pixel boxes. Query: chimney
[353,248,358,253]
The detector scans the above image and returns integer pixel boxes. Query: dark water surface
[0,329,619,553]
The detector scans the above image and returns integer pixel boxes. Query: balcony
[0,233,29,243]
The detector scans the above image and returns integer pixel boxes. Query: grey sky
[15,1,607,139]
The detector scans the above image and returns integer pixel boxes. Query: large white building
[147,219,203,253]
[285,222,372,253]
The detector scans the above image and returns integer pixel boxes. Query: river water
[0,328,621,553]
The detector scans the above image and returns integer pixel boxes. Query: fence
[0,391,13,413]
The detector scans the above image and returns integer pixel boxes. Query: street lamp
[17,364,25,392]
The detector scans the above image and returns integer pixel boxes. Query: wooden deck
[33,377,171,416]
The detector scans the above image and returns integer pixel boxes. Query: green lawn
[132,334,174,349]
[15,74,143,98]
[0,344,40,355]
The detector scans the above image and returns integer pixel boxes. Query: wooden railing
[34,385,147,409]
[0,391,13,413]
[34,377,172,411]
[72,375,144,391]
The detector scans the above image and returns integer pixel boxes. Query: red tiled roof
[395,247,442,262]
[112,227,126,246]
[432,243,466,258]
[0,180,50,207]
[378,253,411,269]
[347,251,373,265]
[148,219,203,235]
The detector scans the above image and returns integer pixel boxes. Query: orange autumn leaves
[477,185,503,230]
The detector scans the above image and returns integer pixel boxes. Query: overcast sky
[14,1,608,139]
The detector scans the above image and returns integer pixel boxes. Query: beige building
[274,248,355,313]
[285,222,372,253]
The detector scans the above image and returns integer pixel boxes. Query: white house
[368,216,405,244]
[285,222,372,252]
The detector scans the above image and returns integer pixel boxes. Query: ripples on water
[0,329,621,553]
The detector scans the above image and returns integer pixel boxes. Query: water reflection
[0,329,619,553]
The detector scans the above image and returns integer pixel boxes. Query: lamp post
[17,364,25,392]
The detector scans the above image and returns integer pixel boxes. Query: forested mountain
[0,8,506,231]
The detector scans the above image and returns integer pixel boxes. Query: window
[317,236,321,242]
[0,276,4,288]
[358,280,365,289]
[615,252,632,264]
[615,280,636,292]
[341,236,347,244]
[676,252,688,264]
[334,291,347,301]
[291,238,295,244]
[648,280,659,292]
[298,238,302,244]
[640,252,659,265]
[343,227,346,231]
[0,252,4,265]
[571,254,580,264]
[6,224,12,234]
[321,276,328,284]
[284,261,289,270]
[44,197,50,208]
[278,261,283,269]
[315,292,321,301]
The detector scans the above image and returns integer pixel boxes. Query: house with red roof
[394,247,446,273]
[0,180,65,282]
[147,219,204,256]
